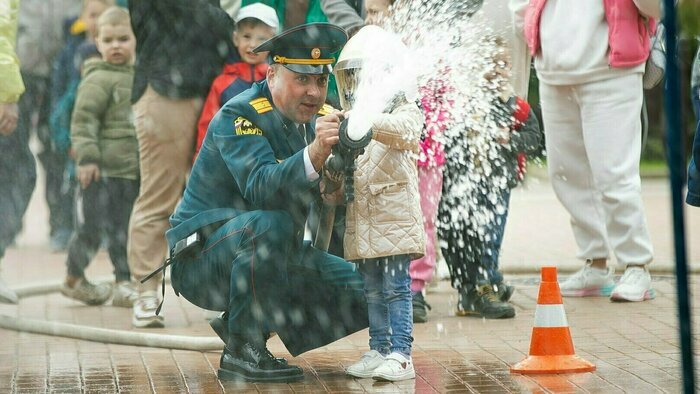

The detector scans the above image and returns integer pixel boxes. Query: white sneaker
[0,276,18,304]
[560,262,615,297]
[347,350,385,378]
[132,290,164,328]
[610,266,655,302]
[371,352,415,381]
[112,281,138,308]
[61,278,112,305]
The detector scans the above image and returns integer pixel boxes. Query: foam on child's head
[96,6,130,34]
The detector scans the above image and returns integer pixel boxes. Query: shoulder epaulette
[249,97,273,114]
[317,104,335,116]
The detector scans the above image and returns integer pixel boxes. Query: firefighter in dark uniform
[164,23,368,383]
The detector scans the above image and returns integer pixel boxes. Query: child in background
[336,25,425,382]
[445,37,542,319]
[194,3,279,158]
[61,6,139,307]
[48,0,114,252]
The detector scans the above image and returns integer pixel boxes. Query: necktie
[299,124,309,146]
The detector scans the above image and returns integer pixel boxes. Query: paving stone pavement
[1,171,698,392]
[0,247,698,393]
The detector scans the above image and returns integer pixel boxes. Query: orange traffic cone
[511,267,595,374]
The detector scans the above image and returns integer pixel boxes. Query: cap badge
[311,48,321,59]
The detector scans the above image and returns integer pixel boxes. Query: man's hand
[77,164,100,189]
[0,103,19,136]
[309,111,343,171]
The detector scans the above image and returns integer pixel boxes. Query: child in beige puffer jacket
[337,25,426,382]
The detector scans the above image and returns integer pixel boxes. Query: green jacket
[241,0,328,30]
[0,0,24,103]
[71,59,139,180]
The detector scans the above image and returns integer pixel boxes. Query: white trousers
[540,73,653,266]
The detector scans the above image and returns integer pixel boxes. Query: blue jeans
[687,79,700,206]
[357,255,413,357]
[476,187,511,287]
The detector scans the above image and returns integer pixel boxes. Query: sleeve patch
[234,116,263,136]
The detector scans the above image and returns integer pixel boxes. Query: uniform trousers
[171,210,368,356]
[539,73,653,266]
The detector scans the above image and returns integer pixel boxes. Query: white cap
[235,3,280,32]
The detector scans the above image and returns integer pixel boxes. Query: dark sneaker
[494,283,515,302]
[457,285,515,319]
[218,341,303,382]
[412,292,431,323]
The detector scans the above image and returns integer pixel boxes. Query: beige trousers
[128,85,201,291]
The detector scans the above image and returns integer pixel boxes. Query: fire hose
[313,117,373,251]
[0,278,224,351]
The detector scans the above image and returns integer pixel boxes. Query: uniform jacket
[167,80,325,248]
[344,102,426,261]
[195,61,269,158]
[524,0,655,68]
[166,81,369,355]
[0,0,24,104]
[71,59,139,180]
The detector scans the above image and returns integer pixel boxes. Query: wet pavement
[1,246,698,393]
[1,174,699,392]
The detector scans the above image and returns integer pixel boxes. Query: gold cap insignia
[311,48,321,59]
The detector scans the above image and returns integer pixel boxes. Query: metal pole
[661,1,696,392]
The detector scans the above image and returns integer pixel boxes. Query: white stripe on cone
[533,304,568,327]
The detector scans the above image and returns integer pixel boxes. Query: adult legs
[539,81,610,262]
[0,90,36,303]
[579,74,653,267]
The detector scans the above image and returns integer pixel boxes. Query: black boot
[218,339,303,383]
[457,285,515,319]
[412,292,431,323]
[209,313,287,365]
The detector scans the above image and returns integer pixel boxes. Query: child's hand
[77,164,100,189]
[320,177,344,205]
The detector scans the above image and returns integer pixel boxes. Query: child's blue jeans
[356,255,413,357]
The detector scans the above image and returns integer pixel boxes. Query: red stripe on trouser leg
[528,327,575,356]
[537,282,563,304]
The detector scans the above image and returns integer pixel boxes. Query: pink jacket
[524,0,653,68]
[418,77,451,168]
